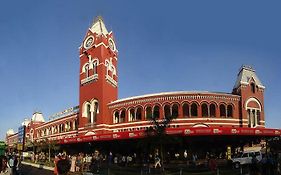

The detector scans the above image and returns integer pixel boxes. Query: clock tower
[78,16,118,134]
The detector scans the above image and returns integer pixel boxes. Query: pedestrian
[57,159,71,175]
[70,155,76,172]
[0,156,12,175]
[54,154,61,175]
[154,153,161,168]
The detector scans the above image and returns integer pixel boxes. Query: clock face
[108,38,116,51]
[84,36,94,49]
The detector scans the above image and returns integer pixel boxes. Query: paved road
[20,164,53,175]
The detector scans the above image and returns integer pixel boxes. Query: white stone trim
[245,97,262,111]
[109,92,240,109]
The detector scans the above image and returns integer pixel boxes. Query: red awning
[58,127,281,144]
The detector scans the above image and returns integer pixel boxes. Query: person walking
[154,153,161,168]
[0,156,12,175]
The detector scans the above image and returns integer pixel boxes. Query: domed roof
[6,129,15,136]
[22,118,31,126]
[31,112,45,122]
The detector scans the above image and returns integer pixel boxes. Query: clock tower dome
[78,16,118,134]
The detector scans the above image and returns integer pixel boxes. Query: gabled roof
[89,16,109,35]
[233,65,265,90]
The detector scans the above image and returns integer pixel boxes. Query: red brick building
[6,17,280,149]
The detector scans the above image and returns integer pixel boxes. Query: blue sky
[0,1,281,140]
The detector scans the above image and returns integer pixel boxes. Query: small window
[153,105,160,119]
[227,105,233,118]
[136,107,142,120]
[191,103,198,117]
[210,104,216,117]
[120,110,125,123]
[146,106,152,119]
[172,104,179,118]
[251,83,255,93]
[202,104,208,117]
[220,104,226,117]
[164,105,171,118]
[129,109,135,121]
[182,103,189,117]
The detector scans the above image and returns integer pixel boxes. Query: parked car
[232,150,262,168]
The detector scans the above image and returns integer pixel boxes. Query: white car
[232,150,262,168]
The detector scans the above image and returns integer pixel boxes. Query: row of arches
[37,119,78,138]
[113,102,234,123]
[82,56,99,78]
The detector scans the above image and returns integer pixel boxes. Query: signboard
[18,126,25,151]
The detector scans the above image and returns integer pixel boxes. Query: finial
[93,15,104,24]
[240,65,255,72]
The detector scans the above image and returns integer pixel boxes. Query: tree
[143,114,176,171]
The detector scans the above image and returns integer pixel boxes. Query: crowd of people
[0,154,20,175]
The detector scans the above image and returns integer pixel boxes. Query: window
[251,83,255,93]
[191,103,198,117]
[92,101,98,123]
[257,110,261,125]
[172,104,179,118]
[247,109,251,127]
[136,107,142,120]
[227,105,233,118]
[210,104,216,117]
[85,64,90,78]
[153,105,160,119]
[164,105,171,118]
[114,111,119,123]
[202,104,208,117]
[129,108,135,121]
[120,110,125,123]
[146,106,152,119]
[87,104,91,123]
[220,104,226,117]
[182,103,189,117]
[93,61,98,75]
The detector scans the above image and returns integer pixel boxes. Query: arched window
[220,104,226,117]
[210,104,216,117]
[251,83,255,93]
[227,105,233,118]
[257,110,261,125]
[87,104,91,123]
[201,103,208,117]
[191,103,198,117]
[172,104,179,118]
[136,107,142,120]
[247,109,251,127]
[92,101,98,123]
[146,106,152,120]
[164,105,171,118]
[85,64,90,78]
[114,111,119,123]
[93,61,98,75]
[153,105,160,119]
[69,121,73,131]
[129,108,135,121]
[182,103,189,117]
[120,110,125,123]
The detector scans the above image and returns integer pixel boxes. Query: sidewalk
[22,161,54,171]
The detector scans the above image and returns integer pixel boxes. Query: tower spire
[90,16,108,35]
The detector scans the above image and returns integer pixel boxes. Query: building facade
[6,17,279,148]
